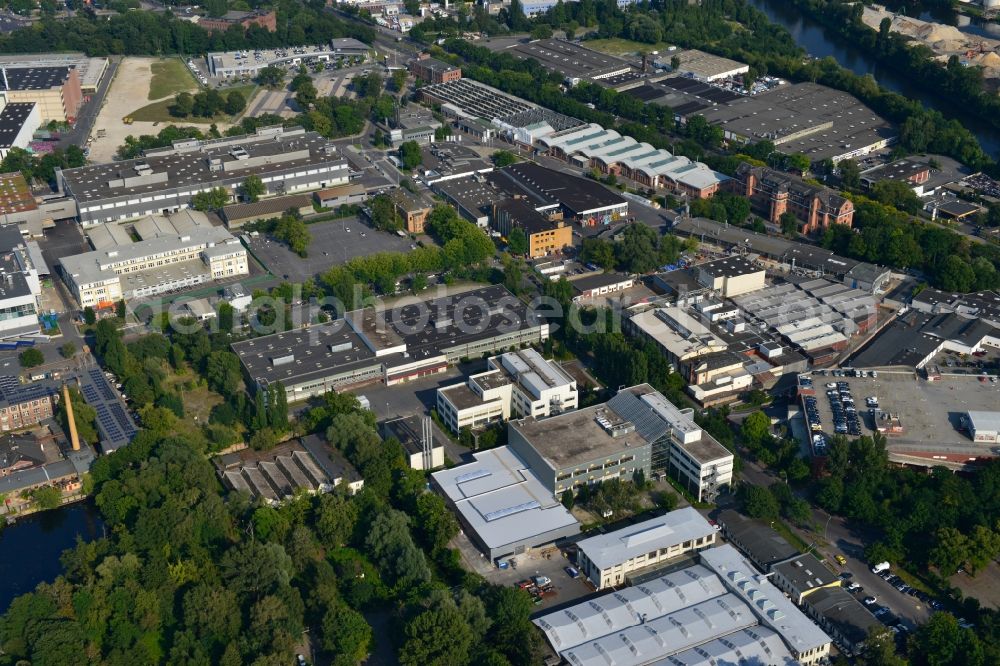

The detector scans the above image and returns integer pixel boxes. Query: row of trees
[579,224,692,274]
[170,88,246,118]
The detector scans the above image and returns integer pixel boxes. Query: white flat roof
[700,545,832,655]
[431,446,579,550]
[967,411,1000,434]
[576,507,715,572]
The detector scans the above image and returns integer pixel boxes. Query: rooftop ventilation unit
[271,354,294,366]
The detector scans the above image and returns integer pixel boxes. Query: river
[0,502,104,612]
[743,0,1000,157]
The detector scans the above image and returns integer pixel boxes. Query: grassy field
[162,373,225,435]
[148,58,198,100]
[131,84,258,123]
[585,38,674,57]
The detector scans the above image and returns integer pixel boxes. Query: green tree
[171,91,194,117]
[399,140,422,170]
[741,411,771,446]
[240,174,265,203]
[399,604,474,666]
[860,626,907,666]
[839,159,861,189]
[321,602,372,665]
[224,90,246,115]
[255,65,284,88]
[507,227,528,256]
[929,526,971,574]
[205,351,242,396]
[909,612,985,666]
[780,211,799,237]
[27,485,62,510]
[83,306,96,326]
[492,150,519,167]
[115,299,126,319]
[18,348,44,368]
[785,152,811,174]
[561,488,575,509]
[60,342,76,359]
[531,24,553,40]
[192,187,230,211]
[218,302,235,332]
[744,485,780,521]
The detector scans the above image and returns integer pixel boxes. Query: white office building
[576,507,717,589]
[436,348,577,433]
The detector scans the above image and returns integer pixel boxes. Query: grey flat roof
[718,509,798,567]
[967,411,1000,434]
[511,402,650,469]
[576,506,715,571]
[493,161,626,215]
[431,445,580,550]
[439,381,491,410]
[697,255,762,278]
[0,54,106,89]
[60,129,346,205]
[773,553,838,594]
[505,38,633,80]
[569,271,633,293]
[805,587,880,647]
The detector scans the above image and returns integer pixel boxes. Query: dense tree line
[170,89,245,118]
[821,196,1000,291]
[0,145,86,187]
[0,3,373,57]
[579,224,689,274]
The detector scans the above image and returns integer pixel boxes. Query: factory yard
[808,370,1000,454]
[247,216,414,283]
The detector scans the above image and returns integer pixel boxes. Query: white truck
[871,561,891,574]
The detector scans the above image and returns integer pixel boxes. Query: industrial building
[207,39,370,77]
[538,122,727,198]
[232,285,550,401]
[802,587,882,657]
[569,271,635,302]
[535,544,832,666]
[503,38,637,87]
[860,158,932,194]
[732,164,854,233]
[575,507,717,589]
[57,127,351,226]
[430,445,581,561]
[771,553,840,605]
[380,415,445,470]
[666,49,750,82]
[966,412,1000,444]
[731,277,877,365]
[910,287,1000,322]
[0,66,82,123]
[490,161,629,227]
[218,439,341,505]
[0,98,38,159]
[0,376,58,432]
[670,217,891,293]
[432,176,496,227]
[0,54,108,93]
[408,55,461,84]
[0,223,42,339]
[626,76,743,120]
[717,509,798,571]
[77,367,138,452]
[417,142,493,185]
[0,170,78,236]
[378,105,442,147]
[694,255,766,297]
[385,188,431,234]
[436,348,577,433]
[420,79,534,122]
[490,198,572,258]
[698,82,896,164]
[220,193,315,229]
[509,384,733,501]
[60,211,248,307]
[851,310,1000,369]
[199,9,276,33]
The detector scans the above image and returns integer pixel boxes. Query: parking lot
[247,217,414,283]
[808,370,1000,450]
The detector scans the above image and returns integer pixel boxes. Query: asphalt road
[57,57,120,152]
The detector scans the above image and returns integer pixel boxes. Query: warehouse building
[218,439,339,505]
[491,198,572,258]
[378,105,442,147]
[0,98,38,160]
[667,49,750,82]
[966,411,1000,444]
[504,38,636,87]
[851,310,1000,369]
[698,82,895,164]
[418,142,493,185]
[0,66,82,123]
[717,509,798,571]
[432,176,497,227]
[233,285,550,401]
[576,507,717,589]
[0,54,108,94]
[490,161,629,226]
[671,217,891,293]
[535,544,831,666]
[220,193,314,229]
[910,288,1000,323]
[538,122,727,198]
[860,158,932,194]
[436,348,577,433]
[60,210,248,307]
[509,384,733,501]
[420,79,534,122]
[569,271,635,302]
[732,163,854,233]
[57,127,351,226]
[431,445,580,561]
[695,255,766,297]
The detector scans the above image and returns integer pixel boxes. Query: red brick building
[199,10,277,33]
[732,163,853,234]
[409,55,461,85]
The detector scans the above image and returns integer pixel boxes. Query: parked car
[863,596,878,606]
[835,554,847,565]
[564,566,580,579]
